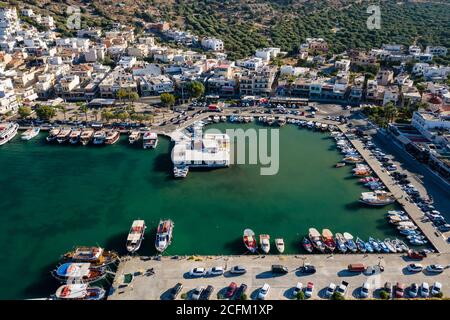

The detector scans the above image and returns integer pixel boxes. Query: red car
[225,282,238,298]
[395,282,405,298]
[408,250,426,260]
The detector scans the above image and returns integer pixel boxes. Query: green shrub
[331,292,345,300]
[180,293,187,300]
[379,290,389,300]
[296,291,305,300]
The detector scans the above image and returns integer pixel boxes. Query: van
[271,265,288,274]
[347,263,366,272]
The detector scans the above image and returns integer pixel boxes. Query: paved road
[108,254,450,300]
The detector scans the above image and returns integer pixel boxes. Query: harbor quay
[338,125,450,254]
[108,254,450,300]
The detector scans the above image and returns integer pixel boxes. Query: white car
[407,263,423,273]
[420,282,429,298]
[230,265,246,274]
[336,281,349,296]
[191,287,204,300]
[189,267,206,277]
[207,266,224,276]
[258,283,270,300]
[360,282,370,298]
[304,282,314,298]
[431,282,442,296]
[426,264,444,273]
[292,282,303,296]
[325,283,336,298]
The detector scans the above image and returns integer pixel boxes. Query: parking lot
[108,253,450,300]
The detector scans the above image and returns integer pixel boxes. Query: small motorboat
[356,237,366,253]
[129,130,141,144]
[62,246,119,267]
[243,229,257,253]
[321,229,336,252]
[275,238,285,254]
[384,238,397,253]
[259,234,270,254]
[21,127,40,140]
[52,263,106,283]
[391,239,404,252]
[309,228,326,253]
[46,127,61,142]
[104,130,120,145]
[80,129,94,145]
[335,162,346,168]
[378,239,390,253]
[69,129,82,145]
[56,128,71,144]
[335,233,347,253]
[126,220,146,253]
[399,229,419,236]
[368,237,381,252]
[155,219,174,253]
[343,232,358,253]
[54,284,106,300]
[302,237,314,253]
[409,238,428,246]
[364,240,374,253]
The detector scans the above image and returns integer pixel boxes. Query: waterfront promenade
[339,125,450,254]
[108,254,450,300]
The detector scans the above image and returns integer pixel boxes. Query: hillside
[2,0,449,59]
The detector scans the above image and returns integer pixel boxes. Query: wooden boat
[104,130,120,145]
[243,229,257,253]
[335,233,347,253]
[155,219,174,253]
[62,246,119,267]
[308,228,326,253]
[259,234,270,254]
[56,128,71,144]
[54,284,105,300]
[302,237,314,253]
[126,220,146,253]
[343,232,358,253]
[80,129,94,145]
[21,127,40,140]
[69,129,82,144]
[335,162,346,168]
[275,238,285,253]
[321,229,336,252]
[52,263,106,283]
[360,191,396,206]
[128,130,141,144]
[46,127,61,142]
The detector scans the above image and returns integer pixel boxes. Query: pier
[108,253,450,300]
[339,125,450,254]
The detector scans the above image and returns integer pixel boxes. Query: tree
[80,104,89,121]
[92,109,99,121]
[296,291,305,300]
[116,88,128,102]
[18,106,32,119]
[187,81,205,99]
[57,104,67,121]
[35,105,56,121]
[379,290,389,300]
[160,93,176,109]
[331,292,345,300]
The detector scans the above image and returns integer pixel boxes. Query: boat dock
[108,253,450,300]
[339,125,450,254]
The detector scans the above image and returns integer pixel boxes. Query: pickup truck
[335,281,349,296]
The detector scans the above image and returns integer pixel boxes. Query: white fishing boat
[104,130,120,145]
[309,228,326,253]
[277,117,286,126]
[243,116,253,123]
[360,191,396,206]
[79,129,94,145]
[54,284,105,300]
[243,229,258,253]
[21,127,40,141]
[275,238,285,253]
[128,130,141,144]
[52,262,106,283]
[56,128,72,144]
[220,116,227,122]
[213,115,220,123]
[46,127,61,142]
[259,234,270,254]
[0,122,19,146]
[384,238,397,253]
[69,129,82,145]
[126,220,146,253]
[266,116,276,126]
[155,219,174,253]
[173,165,189,178]
[92,130,106,145]
[343,232,358,253]
[143,132,158,149]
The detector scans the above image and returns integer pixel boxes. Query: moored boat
[308,228,326,253]
[355,237,366,253]
[104,130,120,145]
[335,233,347,253]
[277,117,286,126]
[46,127,61,142]
[92,130,106,145]
[343,232,357,253]
[56,128,71,144]
[54,284,106,300]
[128,130,141,144]
[143,132,158,149]
[21,127,40,141]
[359,191,396,206]
[259,234,270,254]
[0,122,19,146]
[155,219,174,253]
[275,238,285,253]
[62,246,119,267]
[243,229,258,253]
[80,129,94,145]
[378,239,390,253]
[52,262,106,283]
[302,237,314,253]
[368,237,381,252]
[69,129,82,145]
[321,229,336,252]
[384,238,397,253]
[126,220,146,253]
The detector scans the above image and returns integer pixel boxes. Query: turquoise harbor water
[0,123,404,299]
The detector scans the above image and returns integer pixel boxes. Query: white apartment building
[255,48,281,62]
[0,7,19,37]
[201,37,224,52]
[425,46,448,56]
[118,56,137,69]
[383,86,400,106]
[0,78,19,115]
[412,111,450,135]
[335,59,351,72]
[137,75,174,96]
[84,46,105,62]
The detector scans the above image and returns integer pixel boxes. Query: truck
[347,263,366,272]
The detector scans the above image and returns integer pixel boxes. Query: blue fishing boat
[368,237,380,252]
[343,232,357,253]
[356,237,366,253]
[378,239,390,253]
[364,240,374,253]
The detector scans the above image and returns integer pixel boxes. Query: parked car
[292,282,303,297]
[304,282,314,298]
[199,285,214,300]
[426,264,444,274]
[299,264,316,274]
[336,281,349,296]
[383,282,393,298]
[431,282,442,296]
[258,283,270,300]
[189,267,206,277]
[230,265,247,275]
[395,282,405,298]
[207,266,224,276]
[272,265,288,274]
[325,283,336,298]
[191,287,204,300]
[408,283,419,298]
[407,263,423,273]
[234,284,248,300]
[168,283,183,300]
[420,282,429,298]
[225,282,238,298]
[360,282,370,298]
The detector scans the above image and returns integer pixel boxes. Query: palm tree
[58,105,67,121]
[80,104,89,122]
[92,110,99,121]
